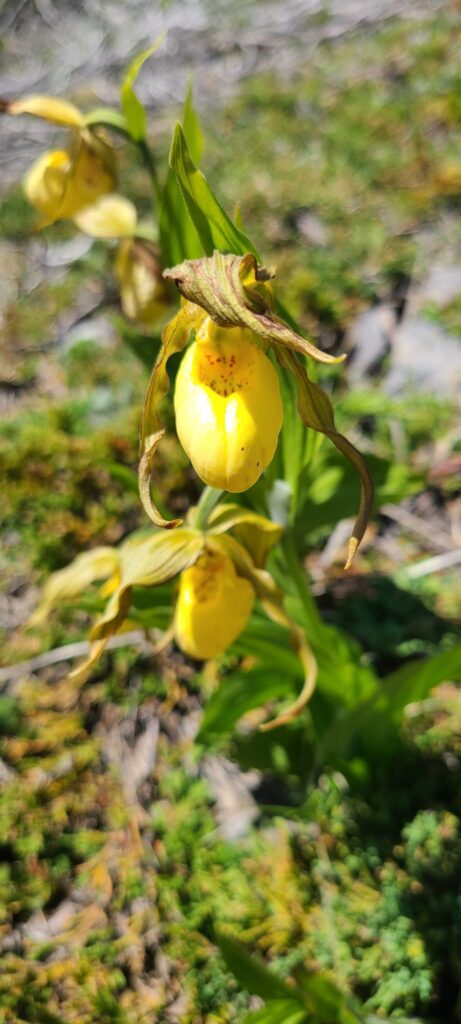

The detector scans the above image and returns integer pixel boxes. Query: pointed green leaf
[169,123,256,256]
[121,38,164,141]
[159,87,204,265]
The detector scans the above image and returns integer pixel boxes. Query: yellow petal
[30,547,120,626]
[22,133,116,225]
[23,149,70,222]
[9,94,84,127]
[205,503,283,567]
[174,318,282,491]
[74,194,137,238]
[174,552,254,659]
[57,132,116,220]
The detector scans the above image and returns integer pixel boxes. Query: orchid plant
[2,44,374,733]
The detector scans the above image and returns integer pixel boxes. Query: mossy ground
[1,8,461,1022]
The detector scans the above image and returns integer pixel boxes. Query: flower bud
[23,131,116,225]
[115,240,171,325]
[174,551,254,659]
[174,318,282,492]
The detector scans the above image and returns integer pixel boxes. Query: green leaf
[296,970,365,1024]
[182,83,204,165]
[121,39,164,141]
[169,123,256,256]
[159,87,204,265]
[382,644,461,714]
[242,1002,309,1024]
[324,644,461,760]
[296,450,422,542]
[198,667,293,743]
[216,931,295,1002]
[232,616,302,678]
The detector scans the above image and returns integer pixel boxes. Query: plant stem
[194,487,225,531]
[137,138,161,209]
[84,110,161,210]
[281,532,321,633]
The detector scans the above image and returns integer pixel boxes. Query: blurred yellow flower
[174,318,282,492]
[3,94,116,225]
[23,132,116,225]
[115,239,171,325]
[174,551,254,659]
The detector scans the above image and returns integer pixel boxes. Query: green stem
[137,138,161,209]
[194,487,225,531]
[84,109,161,210]
[84,109,130,137]
[281,532,321,633]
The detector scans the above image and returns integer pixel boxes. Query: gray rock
[347,303,396,380]
[384,315,461,397]
[413,261,461,309]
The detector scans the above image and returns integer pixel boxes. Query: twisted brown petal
[164,251,345,365]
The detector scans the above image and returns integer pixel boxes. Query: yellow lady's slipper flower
[115,239,171,325]
[31,505,316,729]
[23,132,116,225]
[174,551,254,659]
[2,94,116,225]
[174,317,282,492]
[138,251,374,568]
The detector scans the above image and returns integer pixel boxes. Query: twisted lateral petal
[277,348,374,567]
[164,251,345,365]
[30,547,120,626]
[174,319,282,492]
[7,94,84,126]
[139,301,206,527]
[174,551,254,660]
